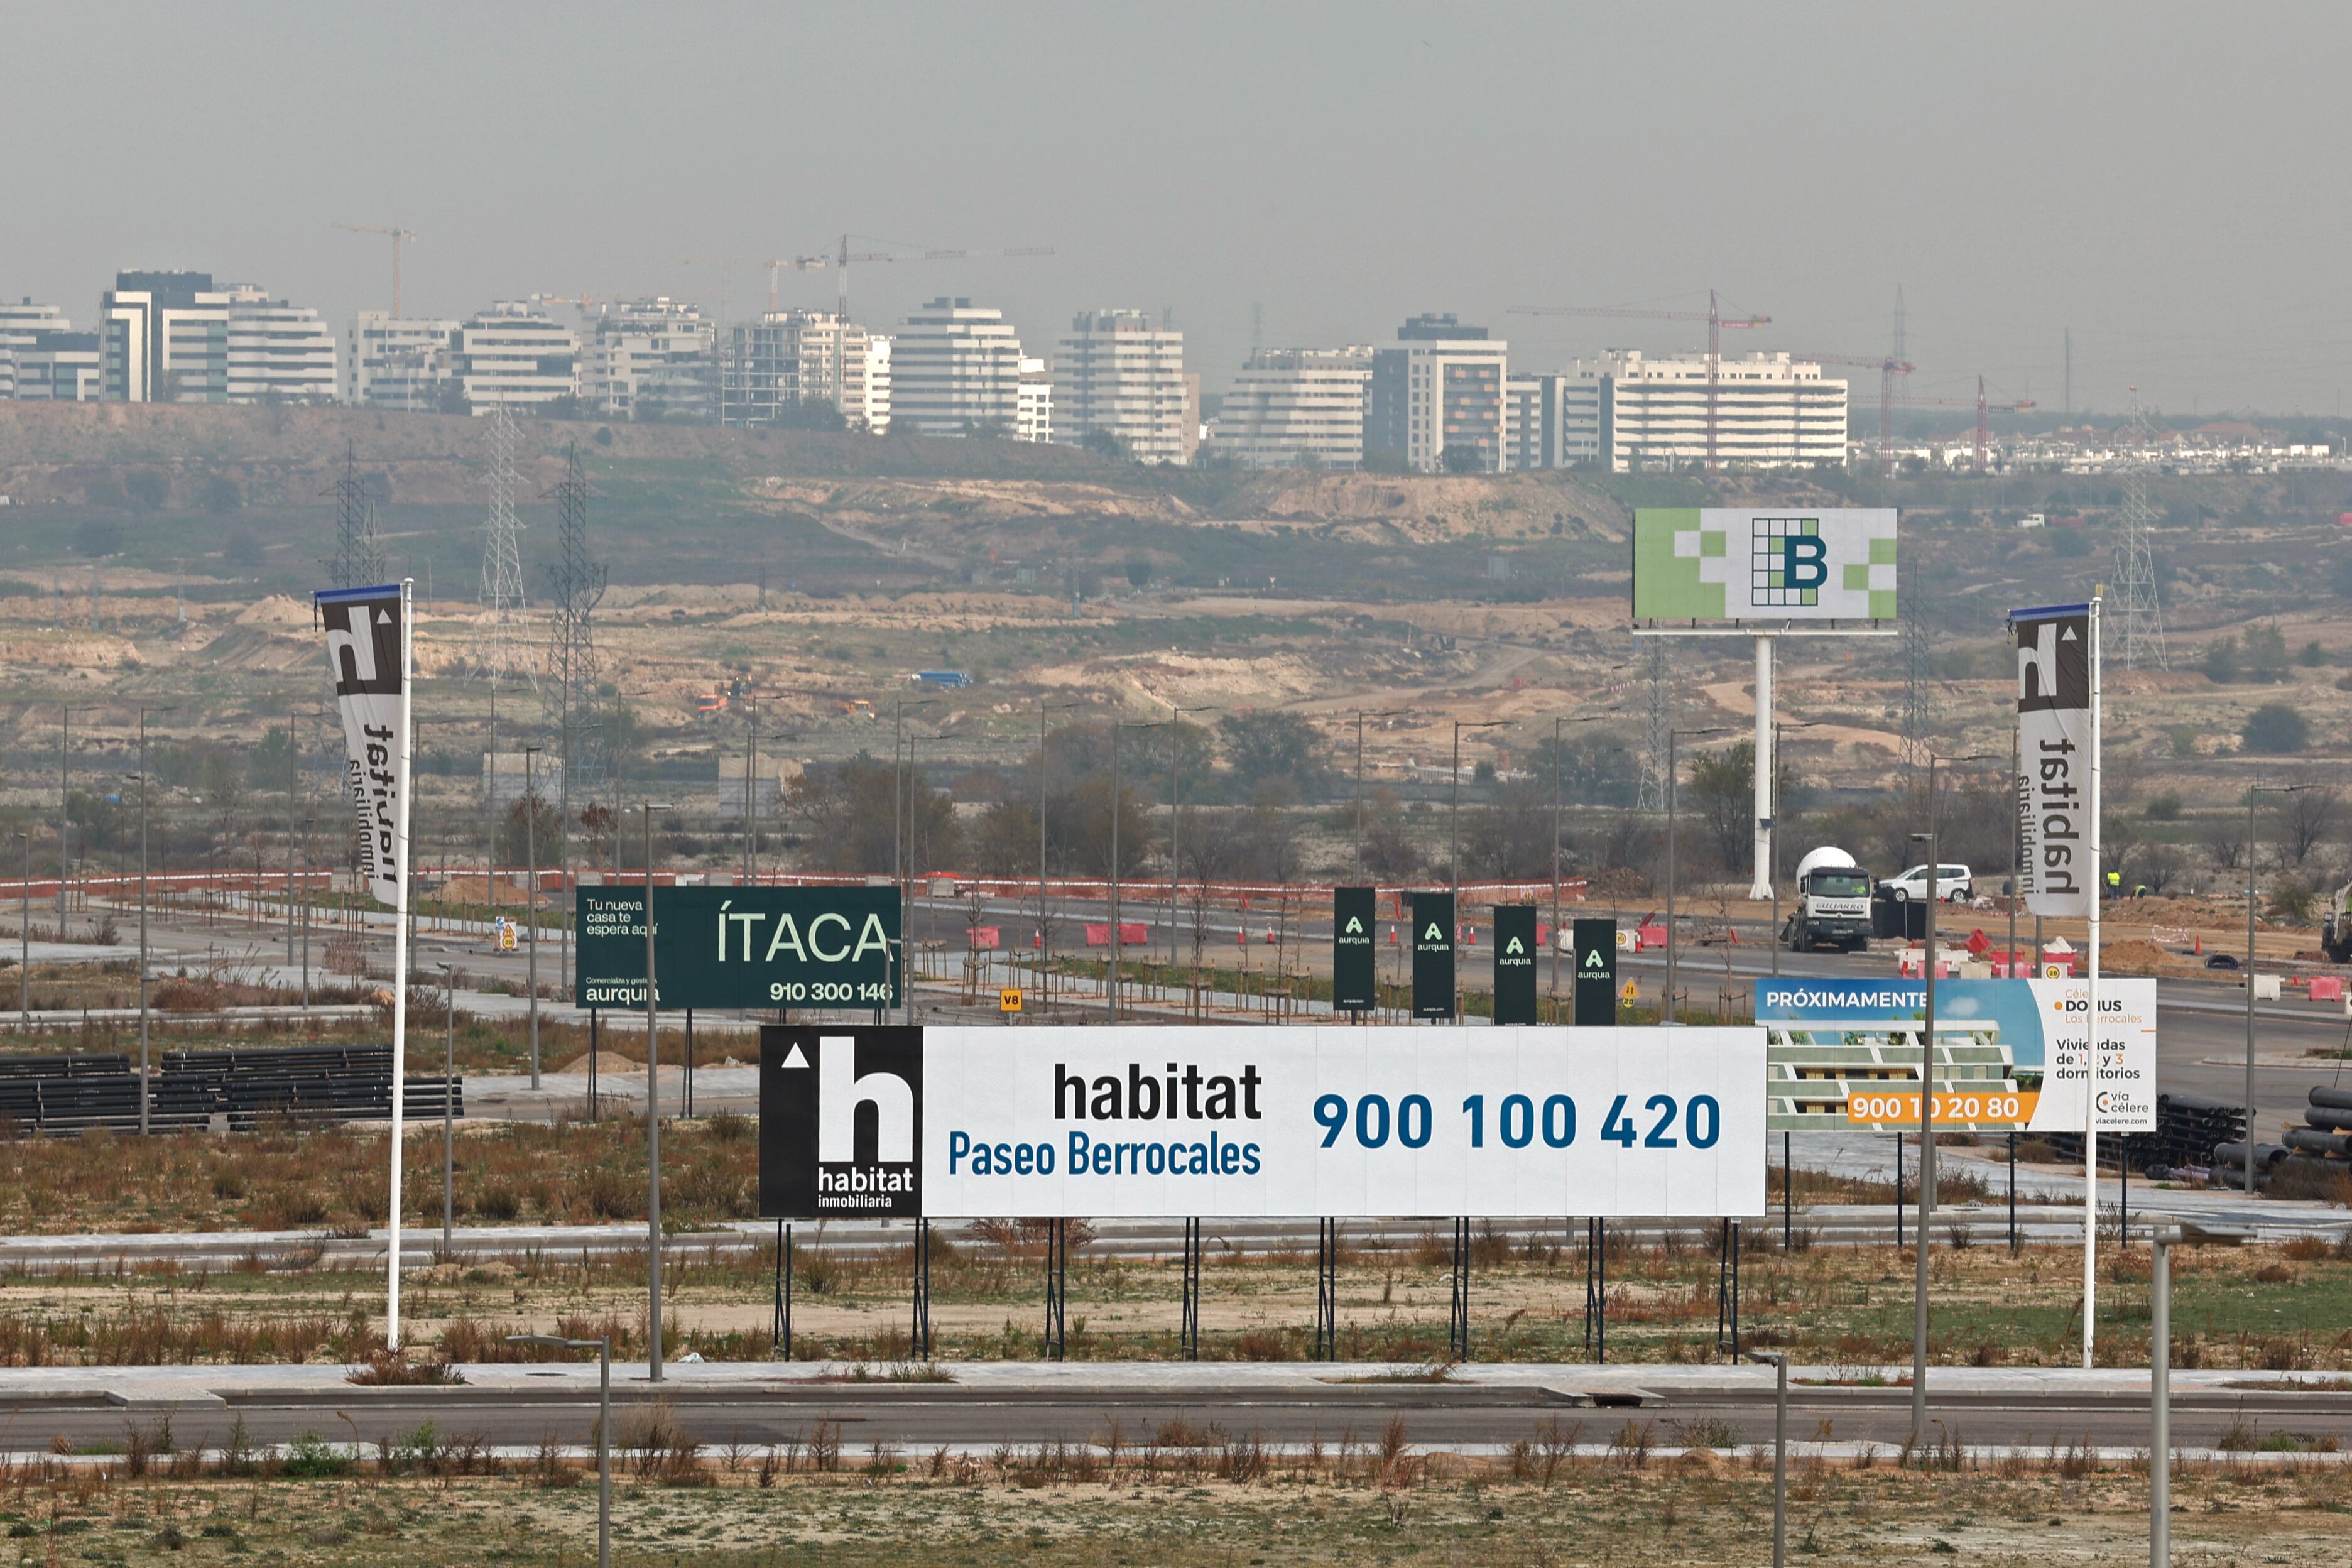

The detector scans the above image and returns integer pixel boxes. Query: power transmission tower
[543,443,607,794]
[1639,638,1671,812]
[474,406,530,687]
[1900,564,1932,789]
[2113,392,2170,670]
[326,445,386,589]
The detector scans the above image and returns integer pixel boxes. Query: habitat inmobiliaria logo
[760,1027,923,1219]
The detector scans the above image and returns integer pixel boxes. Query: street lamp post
[1108,719,1162,1024]
[1167,705,1211,971]
[1663,727,1729,1025]
[2148,1223,2246,1566]
[1545,712,1620,1015]
[1352,709,1404,885]
[636,802,673,1383]
[508,1335,611,1568]
[524,746,543,1090]
[15,833,28,1026]
[1036,700,1079,1003]
[1449,719,1505,1003]
[2245,783,2306,1194]
[1745,1349,1790,1568]
[902,732,950,1027]
[436,961,455,1256]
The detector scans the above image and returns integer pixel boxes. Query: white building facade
[579,297,716,422]
[1567,350,1848,471]
[1204,347,1373,468]
[1056,309,1189,462]
[454,302,579,411]
[224,288,337,405]
[1016,356,1053,443]
[1364,314,1510,473]
[891,298,1024,437]
[100,271,230,403]
[344,313,459,411]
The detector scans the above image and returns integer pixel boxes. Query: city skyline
[8,3,2352,419]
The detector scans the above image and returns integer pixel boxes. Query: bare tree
[2276,785,2340,867]
[2201,814,2246,871]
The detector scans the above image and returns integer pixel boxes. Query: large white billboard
[760,1025,1765,1220]
[1631,508,1898,623]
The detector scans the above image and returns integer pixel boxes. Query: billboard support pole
[1750,635,1774,901]
[1180,1219,1202,1361]
[1315,1219,1338,1362]
[2083,595,2103,1369]
[386,579,414,1351]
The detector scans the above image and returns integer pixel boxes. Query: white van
[1883,863,1973,903]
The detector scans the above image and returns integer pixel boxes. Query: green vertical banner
[1572,917,1618,1026]
[1492,905,1538,1025]
[1411,891,1455,1021]
[1333,886,1377,1013]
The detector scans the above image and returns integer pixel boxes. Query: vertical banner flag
[1332,886,1377,1013]
[1492,905,1538,1025]
[1412,891,1456,1020]
[318,584,409,906]
[2012,604,2093,920]
[1572,918,1619,1027]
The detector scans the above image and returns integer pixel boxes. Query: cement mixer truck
[1782,846,1874,952]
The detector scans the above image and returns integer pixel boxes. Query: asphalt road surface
[24,1378,2352,1455]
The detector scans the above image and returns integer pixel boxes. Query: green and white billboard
[1631,508,1897,623]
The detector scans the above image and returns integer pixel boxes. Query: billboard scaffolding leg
[1583,1218,1606,1364]
[1782,1132,1793,1251]
[1180,1219,1202,1361]
[1895,1133,1906,1249]
[2007,1133,2018,1253]
[1447,1218,1471,1363]
[912,1219,932,1361]
[1715,1220,1741,1361]
[1044,1219,1067,1361]
[1750,634,1774,901]
[588,1010,599,1123]
[1314,1219,1338,1362]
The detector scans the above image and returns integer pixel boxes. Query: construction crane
[1508,291,1769,469]
[677,256,790,314]
[332,221,418,318]
[783,233,1055,326]
[1881,378,2035,469]
[1799,353,1917,474]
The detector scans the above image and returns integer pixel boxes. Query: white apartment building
[1504,373,1579,472]
[858,335,891,433]
[892,298,1023,436]
[224,288,337,405]
[726,311,891,430]
[455,302,579,411]
[344,313,459,411]
[1566,350,1848,471]
[1204,347,1373,468]
[100,271,230,402]
[1056,309,1189,462]
[1365,314,1509,473]
[1016,356,1053,443]
[0,301,70,399]
[578,297,716,422]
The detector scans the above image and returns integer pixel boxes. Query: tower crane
[1508,291,1770,469]
[782,234,1055,326]
[332,221,418,318]
[1797,353,1917,474]
[1880,378,2035,469]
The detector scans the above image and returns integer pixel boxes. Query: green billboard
[576,885,901,1010]
[1631,508,1897,623]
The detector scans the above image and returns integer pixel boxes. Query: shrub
[2243,703,2308,753]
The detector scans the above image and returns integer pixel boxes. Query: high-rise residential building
[1205,347,1373,468]
[1016,356,1053,444]
[725,311,891,430]
[579,297,716,422]
[0,301,71,399]
[1056,309,1189,462]
[224,287,337,405]
[1364,313,1509,474]
[1564,350,1848,471]
[100,270,230,403]
[454,302,579,410]
[344,313,460,411]
[1503,373,1572,472]
[891,298,1023,437]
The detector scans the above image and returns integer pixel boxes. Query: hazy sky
[11,2,2352,419]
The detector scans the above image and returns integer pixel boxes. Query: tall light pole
[1544,712,1619,1011]
[636,801,673,1383]
[2245,783,2307,1194]
[1449,719,1506,998]
[435,961,455,1256]
[1907,749,1996,1444]
[13,833,24,1026]
[299,814,313,1014]
[1166,704,1211,970]
[901,732,950,1026]
[523,745,543,1091]
[1036,700,1081,993]
[1663,727,1729,1024]
[1108,719,1162,1023]
[508,1334,611,1568]
[1352,709,1405,885]
[891,695,937,934]
[2147,1223,2246,1566]
[57,703,95,936]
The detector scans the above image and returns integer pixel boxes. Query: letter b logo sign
[1782,533,1829,591]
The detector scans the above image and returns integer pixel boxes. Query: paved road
[20,1373,2352,1456]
